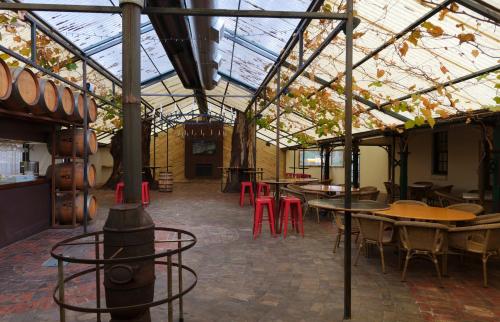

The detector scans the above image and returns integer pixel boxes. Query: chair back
[360,186,378,192]
[395,221,448,253]
[358,189,380,201]
[384,182,400,202]
[287,184,302,191]
[353,213,395,243]
[280,187,305,202]
[434,190,464,207]
[450,223,500,253]
[446,203,484,215]
[319,179,332,185]
[413,181,434,187]
[393,200,428,207]
[470,213,500,225]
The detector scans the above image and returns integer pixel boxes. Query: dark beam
[0,3,348,19]
[456,0,500,23]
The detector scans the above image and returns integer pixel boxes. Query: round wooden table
[300,184,360,194]
[308,199,390,212]
[374,204,476,222]
[462,191,492,202]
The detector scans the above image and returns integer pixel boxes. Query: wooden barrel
[0,57,12,102]
[48,129,98,157]
[53,86,75,119]
[31,78,59,115]
[82,95,98,123]
[46,162,96,190]
[68,93,97,123]
[67,92,84,122]
[158,171,173,192]
[2,67,40,112]
[56,193,97,224]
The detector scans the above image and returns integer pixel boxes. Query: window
[299,150,322,167]
[0,143,23,176]
[432,131,448,175]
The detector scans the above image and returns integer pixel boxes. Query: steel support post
[83,59,89,233]
[493,119,500,212]
[399,137,409,200]
[352,141,360,189]
[324,146,331,181]
[254,100,257,173]
[30,21,36,62]
[121,0,143,203]
[275,67,281,228]
[343,0,354,319]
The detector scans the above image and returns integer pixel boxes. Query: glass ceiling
[6,0,500,146]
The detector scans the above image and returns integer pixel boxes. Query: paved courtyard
[0,182,499,322]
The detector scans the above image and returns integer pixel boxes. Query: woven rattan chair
[468,213,500,225]
[319,179,332,185]
[448,223,500,287]
[358,189,380,201]
[384,182,400,203]
[434,191,465,207]
[446,203,484,215]
[297,188,330,223]
[332,208,360,254]
[393,200,429,207]
[353,213,397,273]
[395,221,449,285]
[427,185,454,206]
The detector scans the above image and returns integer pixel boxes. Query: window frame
[432,131,448,176]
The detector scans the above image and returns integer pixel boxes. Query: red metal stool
[115,182,124,204]
[142,181,150,207]
[256,182,271,198]
[279,196,304,238]
[115,181,150,206]
[240,181,254,207]
[253,197,276,239]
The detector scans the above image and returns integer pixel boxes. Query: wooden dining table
[308,199,390,212]
[300,184,360,195]
[374,204,476,222]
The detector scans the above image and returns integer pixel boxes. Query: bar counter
[0,177,51,248]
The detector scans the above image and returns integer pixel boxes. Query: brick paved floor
[0,182,499,322]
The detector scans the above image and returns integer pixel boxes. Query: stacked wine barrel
[46,128,99,224]
[0,56,98,124]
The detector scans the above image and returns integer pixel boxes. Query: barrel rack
[51,227,198,322]
[50,124,82,228]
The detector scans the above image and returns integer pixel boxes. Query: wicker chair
[393,200,429,207]
[353,213,397,273]
[427,185,454,206]
[446,203,484,215]
[331,211,360,254]
[319,179,332,185]
[468,213,500,225]
[448,223,500,287]
[434,191,465,207]
[384,182,400,203]
[395,221,449,285]
[358,189,380,201]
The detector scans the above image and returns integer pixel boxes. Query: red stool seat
[256,182,271,198]
[253,197,276,239]
[279,196,304,238]
[114,181,150,206]
[240,181,254,207]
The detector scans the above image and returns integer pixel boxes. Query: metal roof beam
[83,22,154,56]
[456,0,500,23]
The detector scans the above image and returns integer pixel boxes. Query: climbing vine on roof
[256,1,499,146]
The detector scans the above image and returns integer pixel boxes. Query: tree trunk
[105,119,156,189]
[224,111,252,192]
